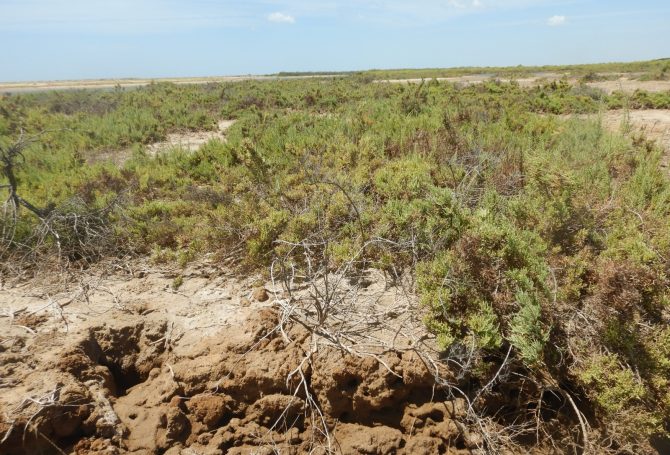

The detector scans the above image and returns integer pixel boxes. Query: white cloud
[448,0,484,8]
[267,12,296,24]
[547,15,566,26]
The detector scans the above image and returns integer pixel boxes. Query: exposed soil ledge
[0,309,473,454]
[0,262,580,454]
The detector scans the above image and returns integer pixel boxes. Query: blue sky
[1,0,669,81]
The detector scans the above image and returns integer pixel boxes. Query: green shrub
[508,290,548,364]
[374,156,433,200]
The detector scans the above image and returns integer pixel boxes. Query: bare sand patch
[0,75,341,94]
[561,109,670,170]
[147,120,237,156]
[89,119,236,166]
[602,110,670,148]
[586,79,670,94]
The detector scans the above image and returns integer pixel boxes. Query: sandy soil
[586,80,670,94]
[146,120,237,155]
[0,76,340,94]
[601,109,670,151]
[563,109,670,169]
[1,259,493,454]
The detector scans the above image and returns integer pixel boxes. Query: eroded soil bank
[0,263,465,454]
[3,314,474,454]
[0,262,591,454]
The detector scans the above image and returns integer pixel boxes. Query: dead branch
[1,132,123,272]
[0,130,55,220]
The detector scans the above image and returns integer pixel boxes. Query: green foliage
[400,83,429,115]
[468,301,503,350]
[578,354,661,437]
[364,59,670,80]
[508,290,548,364]
[528,79,602,114]
[579,354,646,414]
[374,156,432,200]
[608,89,670,110]
[649,327,670,374]
[172,275,184,290]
